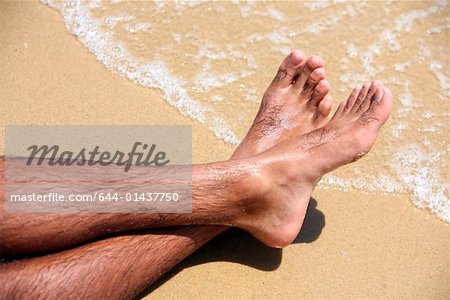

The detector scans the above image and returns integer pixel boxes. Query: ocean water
[43,0,449,223]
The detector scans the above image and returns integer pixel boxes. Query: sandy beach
[1,1,448,299]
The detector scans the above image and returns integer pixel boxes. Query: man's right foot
[236,81,392,248]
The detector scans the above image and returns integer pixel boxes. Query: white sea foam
[394,145,449,221]
[304,1,332,11]
[124,22,152,33]
[265,7,285,22]
[395,0,447,31]
[43,0,449,223]
[430,60,450,92]
[43,0,240,144]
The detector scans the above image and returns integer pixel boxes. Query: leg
[1,79,392,298]
[1,154,291,253]
[2,50,335,298]
[1,51,332,256]
[1,226,215,299]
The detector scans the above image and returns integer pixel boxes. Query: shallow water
[43,0,449,222]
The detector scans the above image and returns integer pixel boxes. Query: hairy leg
[0,226,215,299]
[0,80,391,298]
[1,51,342,298]
[1,51,331,256]
[2,154,291,253]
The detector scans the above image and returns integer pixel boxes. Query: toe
[294,56,325,90]
[301,67,326,100]
[272,50,306,88]
[347,83,369,112]
[315,95,332,121]
[364,83,392,129]
[310,79,330,106]
[331,100,346,121]
[354,80,381,113]
[331,86,360,120]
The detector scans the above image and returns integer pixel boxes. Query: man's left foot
[234,50,332,158]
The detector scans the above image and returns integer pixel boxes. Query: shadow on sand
[139,197,325,298]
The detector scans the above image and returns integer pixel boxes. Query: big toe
[272,50,306,88]
[350,82,392,154]
[361,82,393,130]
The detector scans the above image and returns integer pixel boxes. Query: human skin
[0,51,392,299]
[0,51,333,299]
[0,51,331,256]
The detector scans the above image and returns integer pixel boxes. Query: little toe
[315,95,333,121]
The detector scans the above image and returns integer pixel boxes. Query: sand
[0,1,448,299]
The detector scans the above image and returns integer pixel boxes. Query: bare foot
[234,50,332,158]
[238,81,392,248]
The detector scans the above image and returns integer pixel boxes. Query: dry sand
[0,1,448,299]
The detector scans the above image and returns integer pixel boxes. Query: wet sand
[0,2,448,299]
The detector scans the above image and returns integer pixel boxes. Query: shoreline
[1,1,448,299]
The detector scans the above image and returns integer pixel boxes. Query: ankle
[226,157,272,223]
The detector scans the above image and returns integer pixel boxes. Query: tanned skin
[0,51,392,299]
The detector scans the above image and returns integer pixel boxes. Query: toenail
[313,68,325,77]
[373,80,381,86]
[289,51,303,66]
[318,80,329,88]
[362,83,370,90]
[306,56,323,69]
